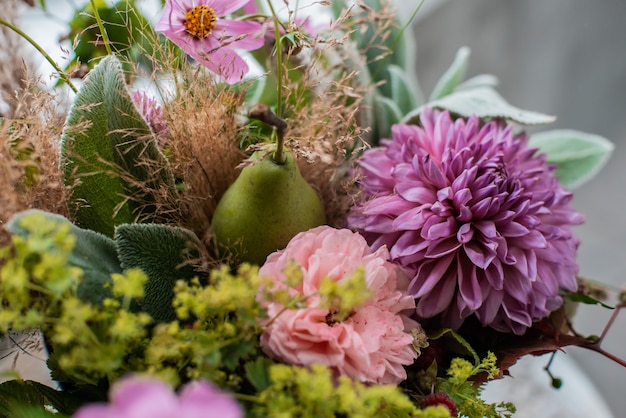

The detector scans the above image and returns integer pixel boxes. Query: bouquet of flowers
[0,0,620,417]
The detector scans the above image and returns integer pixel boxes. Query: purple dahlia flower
[348,108,583,335]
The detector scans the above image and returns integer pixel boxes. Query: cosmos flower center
[184,5,218,39]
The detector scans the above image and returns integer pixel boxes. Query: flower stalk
[90,0,113,56]
[248,103,287,164]
[0,17,78,93]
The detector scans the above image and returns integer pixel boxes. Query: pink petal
[111,378,177,415]
[210,0,251,15]
[190,44,249,84]
[214,20,264,50]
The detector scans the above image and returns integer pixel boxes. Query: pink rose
[259,226,420,384]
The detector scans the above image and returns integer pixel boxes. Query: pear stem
[248,104,287,164]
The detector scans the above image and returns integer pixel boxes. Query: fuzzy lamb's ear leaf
[403,87,557,126]
[114,223,204,322]
[373,94,404,140]
[6,209,121,305]
[60,55,176,237]
[529,129,614,189]
[455,73,499,91]
[429,46,471,101]
[386,64,423,115]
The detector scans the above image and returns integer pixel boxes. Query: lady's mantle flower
[156,0,264,84]
[348,109,584,335]
[73,376,242,418]
[258,226,420,385]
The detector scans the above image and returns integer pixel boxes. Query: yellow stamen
[184,5,218,39]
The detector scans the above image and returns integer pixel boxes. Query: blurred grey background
[409,0,626,415]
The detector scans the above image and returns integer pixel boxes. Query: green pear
[211,150,326,266]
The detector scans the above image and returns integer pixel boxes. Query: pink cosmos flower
[156,0,264,84]
[73,376,243,418]
[258,226,420,385]
[348,109,584,335]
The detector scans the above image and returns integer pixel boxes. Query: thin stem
[248,103,287,164]
[598,303,625,344]
[543,352,563,388]
[581,342,626,368]
[371,0,424,82]
[90,0,113,56]
[0,18,78,93]
[235,393,262,404]
[266,1,283,118]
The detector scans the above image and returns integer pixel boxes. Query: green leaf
[386,64,422,114]
[352,0,414,91]
[114,223,204,322]
[60,55,177,237]
[6,209,122,305]
[62,1,166,76]
[455,74,499,91]
[529,129,614,189]
[0,380,82,417]
[373,95,404,140]
[562,292,614,309]
[429,46,471,101]
[403,87,557,126]
[245,357,274,392]
[427,328,480,366]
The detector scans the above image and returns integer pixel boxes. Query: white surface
[483,353,614,418]
[0,330,57,388]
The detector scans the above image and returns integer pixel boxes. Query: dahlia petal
[503,270,532,303]
[484,260,504,290]
[501,297,533,329]
[390,230,430,258]
[363,195,414,216]
[456,223,474,243]
[396,182,435,203]
[420,156,447,189]
[513,229,548,250]
[415,271,457,317]
[424,238,462,260]
[458,262,483,310]
[452,187,472,208]
[458,205,473,222]
[474,220,497,239]
[494,209,516,223]
[470,196,493,219]
[410,254,455,298]
[437,186,453,201]
[393,206,428,230]
[430,201,452,217]
[423,217,456,241]
[476,288,504,324]
[501,221,530,237]
[463,241,496,269]
[452,165,478,191]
